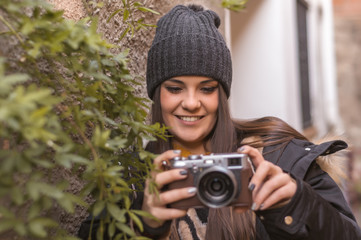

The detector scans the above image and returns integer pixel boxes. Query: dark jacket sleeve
[257,139,361,240]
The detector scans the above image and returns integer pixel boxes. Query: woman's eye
[165,86,182,93]
[201,86,218,93]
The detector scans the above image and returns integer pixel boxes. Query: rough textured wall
[334,16,361,223]
[334,0,361,18]
[333,0,361,223]
[46,0,227,236]
[335,18,361,148]
[49,0,86,20]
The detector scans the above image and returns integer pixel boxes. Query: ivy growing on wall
[0,0,248,239]
[0,0,164,239]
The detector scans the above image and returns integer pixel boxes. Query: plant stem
[0,14,24,45]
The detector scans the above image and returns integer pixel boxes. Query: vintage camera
[166,153,253,209]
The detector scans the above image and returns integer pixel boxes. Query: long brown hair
[147,85,308,240]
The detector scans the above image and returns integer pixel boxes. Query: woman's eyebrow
[200,79,217,84]
[165,78,217,85]
[166,79,184,84]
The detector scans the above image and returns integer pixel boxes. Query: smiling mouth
[177,116,203,122]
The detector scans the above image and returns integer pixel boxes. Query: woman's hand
[142,150,197,228]
[235,145,297,213]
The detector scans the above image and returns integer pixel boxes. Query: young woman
[138,4,361,240]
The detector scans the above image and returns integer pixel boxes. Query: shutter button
[284,216,293,225]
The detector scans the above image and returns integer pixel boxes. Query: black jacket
[78,139,361,239]
[257,138,361,239]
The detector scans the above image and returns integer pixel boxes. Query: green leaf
[105,165,123,177]
[11,187,24,205]
[26,182,40,201]
[115,222,135,237]
[123,9,130,21]
[107,9,122,23]
[131,210,157,221]
[115,177,128,188]
[14,222,27,236]
[0,219,17,233]
[22,88,54,103]
[21,20,35,34]
[108,221,116,238]
[57,196,75,213]
[28,217,57,238]
[92,200,105,217]
[28,202,42,220]
[138,150,156,160]
[55,153,90,168]
[0,206,15,219]
[107,202,126,223]
[136,7,159,15]
[128,211,143,232]
[92,126,111,147]
[119,27,130,41]
[221,0,249,11]
[124,196,131,210]
[0,73,28,95]
[26,181,64,200]
[30,106,51,119]
[105,137,127,150]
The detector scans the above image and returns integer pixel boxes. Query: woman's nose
[181,94,201,111]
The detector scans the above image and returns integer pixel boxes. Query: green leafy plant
[222,0,248,11]
[0,0,164,239]
[106,0,159,41]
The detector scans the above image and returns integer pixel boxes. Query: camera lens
[211,178,222,192]
[204,175,227,197]
[197,166,237,208]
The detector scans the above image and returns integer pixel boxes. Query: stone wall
[333,0,361,223]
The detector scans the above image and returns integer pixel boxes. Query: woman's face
[160,76,219,147]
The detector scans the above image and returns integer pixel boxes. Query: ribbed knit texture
[146,5,232,99]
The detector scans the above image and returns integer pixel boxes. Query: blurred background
[333,0,361,223]
[225,0,361,223]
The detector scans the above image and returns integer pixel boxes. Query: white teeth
[180,116,201,122]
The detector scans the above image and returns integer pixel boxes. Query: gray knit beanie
[146,4,232,99]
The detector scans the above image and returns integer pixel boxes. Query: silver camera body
[167,153,253,209]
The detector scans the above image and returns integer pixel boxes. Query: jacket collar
[263,139,347,179]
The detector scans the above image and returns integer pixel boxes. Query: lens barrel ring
[196,166,237,208]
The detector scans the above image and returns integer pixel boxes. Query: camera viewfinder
[228,157,241,166]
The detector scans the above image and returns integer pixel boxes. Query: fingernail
[259,203,264,210]
[251,202,257,211]
[161,160,167,166]
[173,150,181,154]
[248,183,255,191]
[188,187,197,194]
[179,170,188,175]
[238,147,245,152]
